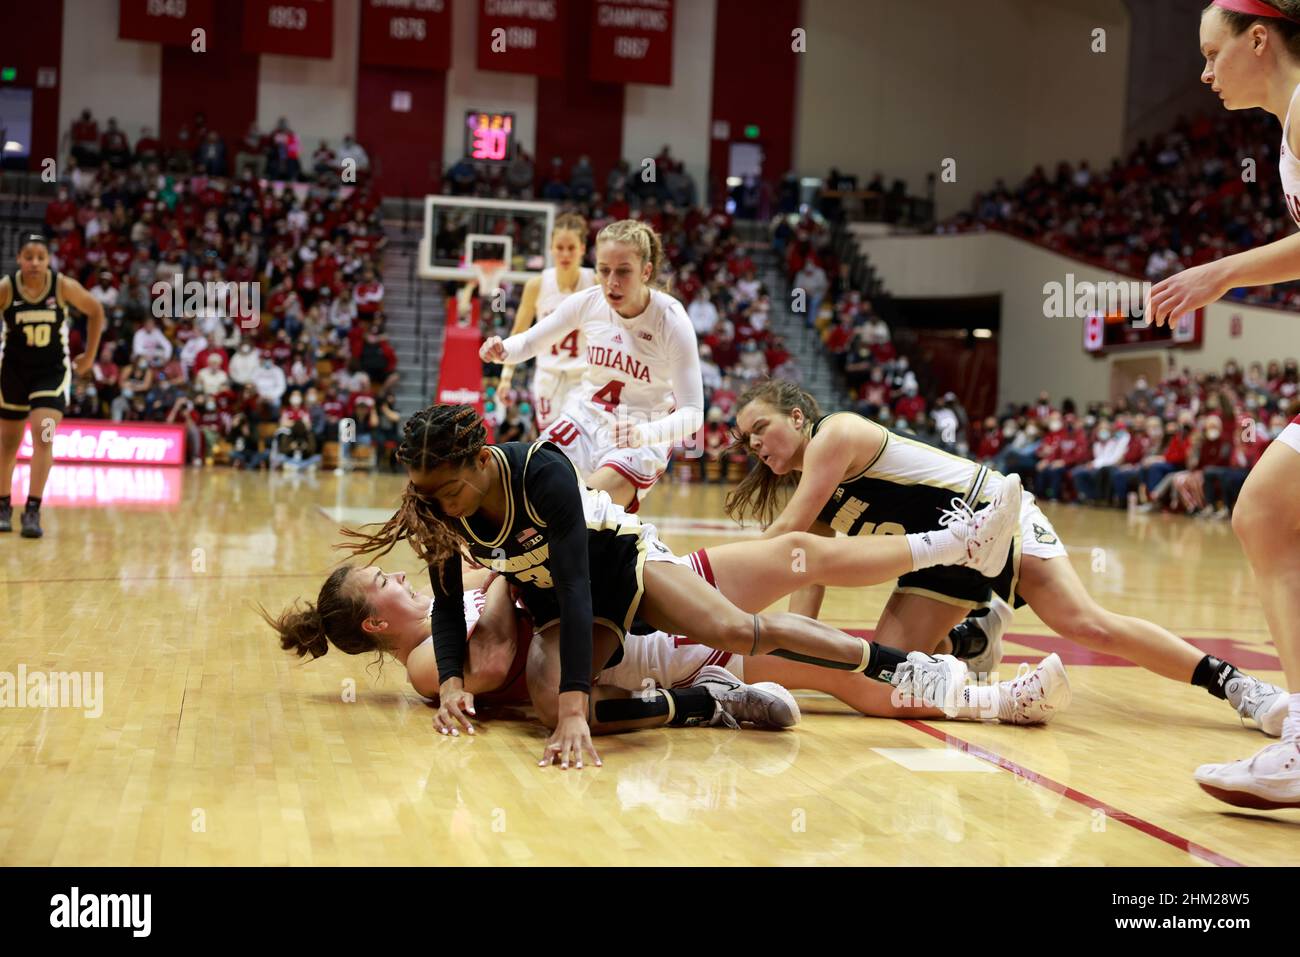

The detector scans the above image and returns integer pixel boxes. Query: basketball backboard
[419,195,555,287]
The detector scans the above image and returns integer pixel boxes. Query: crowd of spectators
[66,108,370,183]
[53,109,400,472]
[942,110,1300,307]
[968,359,1298,518]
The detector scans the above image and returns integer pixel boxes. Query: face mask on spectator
[289,393,302,407]
[1097,429,1111,441]
[240,344,252,354]
[1002,422,1018,438]
[1048,418,1063,432]
[262,359,272,369]
[205,400,216,412]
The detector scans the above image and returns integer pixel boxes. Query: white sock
[950,683,1000,721]
[1285,692,1300,746]
[906,528,964,570]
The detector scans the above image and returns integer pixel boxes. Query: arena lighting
[973,328,993,338]
[726,176,743,187]
[4,140,23,153]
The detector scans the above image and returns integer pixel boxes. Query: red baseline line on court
[901,719,1245,868]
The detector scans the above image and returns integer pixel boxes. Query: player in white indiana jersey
[480,219,704,511]
[1147,0,1300,809]
[497,213,596,430]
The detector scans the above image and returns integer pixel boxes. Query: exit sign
[1,68,16,82]
[744,124,760,139]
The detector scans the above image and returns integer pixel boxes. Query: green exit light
[744,125,760,139]
[1,68,16,82]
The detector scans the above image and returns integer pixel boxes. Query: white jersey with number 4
[501,284,704,448]
[534,267,595,376]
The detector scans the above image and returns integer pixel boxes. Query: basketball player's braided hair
[336,404,486,579]
[724,379,824,528]
[256,564,384,660]
[596,219,665,288]
[1210,1,1300,55]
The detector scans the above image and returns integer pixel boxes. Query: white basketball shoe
[940,474,1023,579]
[1194,740,1300,810]
[1223,673,1289,737]
[891,652,969,716]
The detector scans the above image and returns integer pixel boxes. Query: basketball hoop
[472,259,506,301]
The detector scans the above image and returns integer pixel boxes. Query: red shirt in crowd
[894,394,926,422]
[975,430,1003,460]
[1163,431,1190,467]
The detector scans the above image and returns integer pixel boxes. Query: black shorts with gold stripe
[0,358,70,419]
[515,527,652,671]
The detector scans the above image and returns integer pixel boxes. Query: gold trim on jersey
[55,273,67,310]
[15,270,53,306]
[522,440,561,529]
[893,585,984,611]
[535,617,629,654]
[814,411,891,485]
[460,446,514,549]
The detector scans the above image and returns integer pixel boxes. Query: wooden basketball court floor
[1,464,1296,867]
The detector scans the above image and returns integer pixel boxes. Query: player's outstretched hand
[1146,262,1230,327]
[540,714,601,770]
[72,352,93,376]
[435,680,476,737]
[479,337,508,363]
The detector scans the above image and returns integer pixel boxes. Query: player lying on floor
[264,533,1071,734]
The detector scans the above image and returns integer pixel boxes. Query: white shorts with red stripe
[596,548,744,690]
[1280,416,1300,456]
[539,401,672,505]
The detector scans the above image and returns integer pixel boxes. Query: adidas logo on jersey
[611,333,623,343]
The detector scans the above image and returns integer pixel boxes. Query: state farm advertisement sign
[18,420,186,466]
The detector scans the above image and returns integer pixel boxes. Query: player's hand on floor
[435,682,476,737]
[540,714,601,770]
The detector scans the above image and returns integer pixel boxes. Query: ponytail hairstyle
[257,564,382,660]
[337,404,487,582]
[723,379,824,528]
[1207,1,1300,58]
[552,212,589,248]
[595,218,665,289]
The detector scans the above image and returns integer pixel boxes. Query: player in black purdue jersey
[730,379,1289,736]
[0,234,105,538]
[340,404,989,770]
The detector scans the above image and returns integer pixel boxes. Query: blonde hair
[552,212,588,247]
[595,219,664,288]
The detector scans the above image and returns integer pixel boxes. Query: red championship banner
[118,0,215,46]
[360,0,452,70]
[590,0,672,85]
[477,0,564,78]
[243,0,334,58]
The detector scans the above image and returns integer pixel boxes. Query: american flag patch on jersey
[516,527,538,543]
